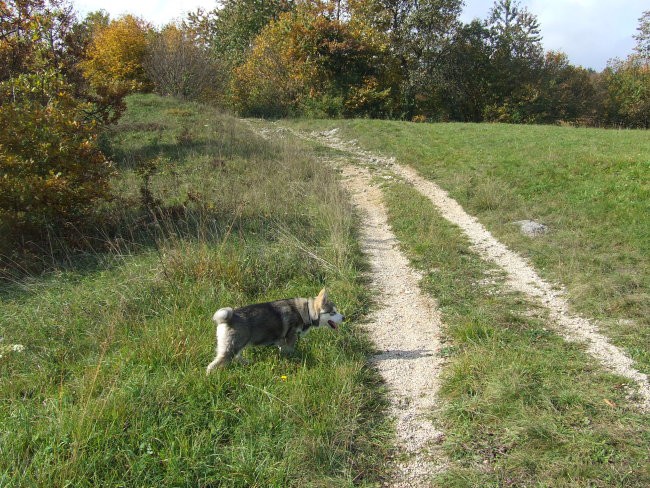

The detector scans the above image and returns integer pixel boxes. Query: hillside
[2,96,649,486]
[0,95,389,486]
[260,117,650,485]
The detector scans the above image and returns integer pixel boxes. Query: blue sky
[73,0,647,71]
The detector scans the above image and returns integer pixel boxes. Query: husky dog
[206,288,344,373]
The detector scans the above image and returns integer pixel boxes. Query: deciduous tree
[232,1,389,117]
[145,24,222,101]
[81,14,152,93]
[186,0,294,69]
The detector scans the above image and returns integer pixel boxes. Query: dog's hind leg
[206,323,239,374]
[234,350,249,365]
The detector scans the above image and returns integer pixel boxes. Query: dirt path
[341,164,447,486]
[306,128,650,412]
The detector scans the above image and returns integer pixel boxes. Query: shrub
[0,72,113,239]
[81,15,152,94]
[144,24,223,102]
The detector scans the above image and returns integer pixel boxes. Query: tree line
[187,0,648,127]
[0,0,648,252]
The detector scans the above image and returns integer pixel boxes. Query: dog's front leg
[278,330,298,355]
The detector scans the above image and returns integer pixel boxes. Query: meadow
[0,95,390,487]
[2,96,649,487]
[383,180,649,486]
[285,118,650,374]
[280,118,650,485]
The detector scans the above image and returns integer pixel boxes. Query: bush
[81,15,152,94]
[144,25,223,102]
[0,72,112,239]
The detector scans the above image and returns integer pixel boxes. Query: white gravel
[309,128,650,412]
[341,164,447,486]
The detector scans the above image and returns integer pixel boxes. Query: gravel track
[308,128,650,412]
[341,164,447,486]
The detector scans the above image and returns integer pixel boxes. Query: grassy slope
[0,96,390,487]
[383,179,649,486]
[284,119,650,374]
[272,119,650,485]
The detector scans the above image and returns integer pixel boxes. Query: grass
[4,98,649,486]
[381,178,650,486]
[0,95,391,486]
[283,118,650,374]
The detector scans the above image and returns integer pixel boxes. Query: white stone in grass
[513,220,548,237]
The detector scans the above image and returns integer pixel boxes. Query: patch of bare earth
[307,127,650,412]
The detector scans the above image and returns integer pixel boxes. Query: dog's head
[313,288,345,330]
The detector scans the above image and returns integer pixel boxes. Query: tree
[185,0,294,69]
[483,0,545,122]
[633,10,650,64]
[81,15,152,93]
[231,1,390,117]
[144,24,222,101]
[534,51,599,124]
[603,57,650,128]
[487,0,542,61]
[350,0,463,117]
[432,20,494,121]
[0,0,77,80]
[600,11,650,128]
[0,1,118,243]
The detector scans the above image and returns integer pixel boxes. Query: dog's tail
[213,307,233,325]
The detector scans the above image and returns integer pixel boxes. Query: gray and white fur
[206,288,344,373]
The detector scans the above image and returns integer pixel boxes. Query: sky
[72,0,648,71]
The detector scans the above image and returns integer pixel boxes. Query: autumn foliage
[81,15,152,93]
[0,72,112,237]
[231,2,391,117]
[0,1,117,248]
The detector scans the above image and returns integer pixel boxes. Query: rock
[513,220,548,237]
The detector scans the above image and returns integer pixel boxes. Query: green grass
[0,95,390,486]
[5,98,649,487]
[381,178,650,486]
[283,119,650,373]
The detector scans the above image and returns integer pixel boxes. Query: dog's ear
[314,288,327,310]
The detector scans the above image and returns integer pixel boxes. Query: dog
[206,288,344,373]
